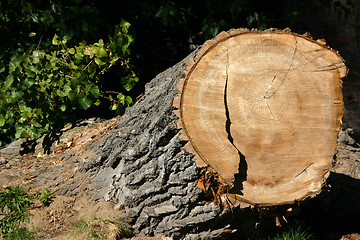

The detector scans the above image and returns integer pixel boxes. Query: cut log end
[174,28,347,206]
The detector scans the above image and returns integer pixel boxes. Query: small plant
[72,216,133,240]
[34,189,55,206]
[0,186,55,239]
[0,185,33,239]
[268,226,313,240]
[0,227,35,240]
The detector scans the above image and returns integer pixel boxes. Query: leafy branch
[0,20,138,143]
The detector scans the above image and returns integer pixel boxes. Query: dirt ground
[0,118,133,239]
[0,117,360,239]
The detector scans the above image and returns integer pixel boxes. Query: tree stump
[85,29,347,239]
[175,28,347,206]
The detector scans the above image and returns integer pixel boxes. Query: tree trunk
[84,28,347,239]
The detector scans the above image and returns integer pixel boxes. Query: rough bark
[80,28,347,239]
[82,51,255,239]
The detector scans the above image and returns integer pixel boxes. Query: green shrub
[0,20,137,143]
[0,186,33,239]
[0,186,55,239]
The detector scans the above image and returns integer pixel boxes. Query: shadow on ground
[296,172,360,240]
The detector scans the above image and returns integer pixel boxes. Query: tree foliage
[0,1,137,143]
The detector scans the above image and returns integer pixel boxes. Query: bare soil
[0,118,132,239]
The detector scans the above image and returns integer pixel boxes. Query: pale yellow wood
[181,49,240,183]
[180,31,346,205]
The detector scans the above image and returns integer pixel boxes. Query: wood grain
[178,30,347,205]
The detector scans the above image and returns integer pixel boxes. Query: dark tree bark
[82,51,256,239]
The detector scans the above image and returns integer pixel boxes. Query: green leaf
[5,75,14,88]
[52,34,60,45]
[88,64,97,77]
[117,93,125,104]
[125,96,132,106]
[127,35,134,45]
[6,116,14,124]
[15,125,28,139]
[78,97,92,110]
[28,65,39,75]
[123,76,139,91]
[94,99,101,106]
[67,91,77,102]
[68,48,75,54]
[74,53,83,60]
[89,85,99,98]
[0,115,5,127]
[8,91,24,103]
[98,39,104,47]
[60,104,66,112]
[115,104,125,115]
[84,46,95,57]
[29,32,36,37]
[110,104,117,111]
[31,14,39,23]
[64,85,72,95]
[31,120,42,128]
[62,35,69,44]
[0,62,5,74]
[18,102,31,113]
[25,70,35,79]
[56,89,66,97]
[97,48,107,58]
[120,19,131,31]
[94,57,106,66]
[24,78,35,87]
[9,54,22,73]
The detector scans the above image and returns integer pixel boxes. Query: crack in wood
[224,51,235,145]
[293,163,314,180]
[263,76,278,126]
[264,76,277,98]
[265,100,278,126]
[308,66,341,72]
[264,36,298,99]
[224,50,247,193]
